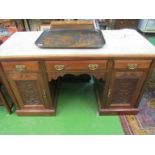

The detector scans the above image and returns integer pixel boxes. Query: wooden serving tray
[35,29,105,49]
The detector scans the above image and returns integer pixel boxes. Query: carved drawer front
[1,61,39,72]
[114,60,151,70]
[45,60,107,72]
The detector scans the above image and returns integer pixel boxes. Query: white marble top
[0,29,155,59]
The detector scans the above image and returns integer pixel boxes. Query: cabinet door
[6,72,47,109]
[107,71,147,108]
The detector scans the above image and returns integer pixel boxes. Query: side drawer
[114,60,152,70]
[1,61,39,72]
[45,60,108,72]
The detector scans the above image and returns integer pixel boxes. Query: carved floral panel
[16,80,42,105]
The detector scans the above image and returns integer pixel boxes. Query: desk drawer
[1,61,39,72]
[114,60,151,70]
[45,60,107,72]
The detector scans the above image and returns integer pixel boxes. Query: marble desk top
[0,29,155,59]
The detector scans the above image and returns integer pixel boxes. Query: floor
[0,82,123,135]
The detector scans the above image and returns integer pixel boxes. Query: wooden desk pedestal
[0,58,153,116]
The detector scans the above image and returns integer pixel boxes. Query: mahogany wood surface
[45,60,108,72]
[107,71,147,108]
[50,20,95,30]
[114,60,152,69]
[0,58,153,116]
[1,61,39,72]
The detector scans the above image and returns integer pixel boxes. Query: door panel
[15,80,43,105]
[107,71,147,108]
[6,72,46,108]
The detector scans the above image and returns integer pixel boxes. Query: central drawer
[45,60,107,72]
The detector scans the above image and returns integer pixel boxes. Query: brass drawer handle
[54,65,64,71]
[88,64,98,70]
[15,65,26,72]
[128,64,137,70]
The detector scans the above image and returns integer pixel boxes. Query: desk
[0,29,155,116]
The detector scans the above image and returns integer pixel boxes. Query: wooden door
[107,71,147,108]
[106,60,152,110]
[6,72,48,109]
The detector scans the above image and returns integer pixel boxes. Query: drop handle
[15,65,26,72]
[128,64,137,70]
[54,65,65,71]
[88,64,98,70]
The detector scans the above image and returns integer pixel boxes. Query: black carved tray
[35,29,105,49]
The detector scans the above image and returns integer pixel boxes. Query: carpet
[119,35,155,135]
[119,91,155,135]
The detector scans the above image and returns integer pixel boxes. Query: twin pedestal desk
[0,29,155,116]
